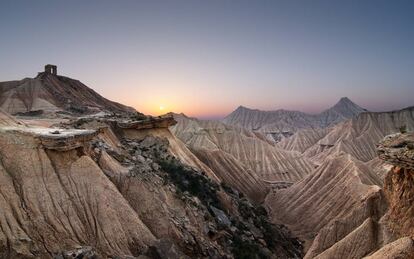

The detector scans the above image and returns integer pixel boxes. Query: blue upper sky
[1,0,413,118]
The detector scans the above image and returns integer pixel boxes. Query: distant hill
[0,67,135,115]
[223,97,366,142]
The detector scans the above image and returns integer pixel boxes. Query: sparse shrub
[220,182,235,195]
[158,159,222,209]
[68,104,88,114]
[255,205,268,217]
[399,125,407,134]
[231,235,267,259]
[131,111,147,120]
[238,199,254,219]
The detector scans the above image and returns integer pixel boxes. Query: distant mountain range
[223,97,367,142]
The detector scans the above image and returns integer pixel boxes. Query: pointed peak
[232,105,252,113]
[327,97,367,118]
[337,97,353,104]
[332,97,361,109]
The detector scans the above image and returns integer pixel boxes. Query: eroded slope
[172,114,315,202]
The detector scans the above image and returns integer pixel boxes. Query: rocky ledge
[117,115,176,129]
[1,127,97,151]
[377,132,414,240]
[377,132,414,169]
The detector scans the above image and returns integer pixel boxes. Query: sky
[0,0,413,119]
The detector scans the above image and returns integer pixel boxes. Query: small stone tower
[44,64,57,75]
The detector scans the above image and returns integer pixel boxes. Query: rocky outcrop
[1,127,98,152]
[378,133,414,241]
[117,115,176,129]
[377,133,414,169]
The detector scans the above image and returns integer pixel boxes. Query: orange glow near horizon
[134,101,228,118]
[127,94,229,119]
[111,70,233,119]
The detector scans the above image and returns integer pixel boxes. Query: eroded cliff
[0,111,304,258]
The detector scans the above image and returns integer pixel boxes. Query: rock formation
[378,133,414,243]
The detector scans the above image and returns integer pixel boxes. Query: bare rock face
[377,133,414,169]
[378,133,414,240]
[0,128,156,258]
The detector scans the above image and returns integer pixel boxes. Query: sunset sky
[1,0,413,119]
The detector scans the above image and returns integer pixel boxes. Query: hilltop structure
[44,64,57,75]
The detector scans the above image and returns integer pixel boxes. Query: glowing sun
[159,105,165,111]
